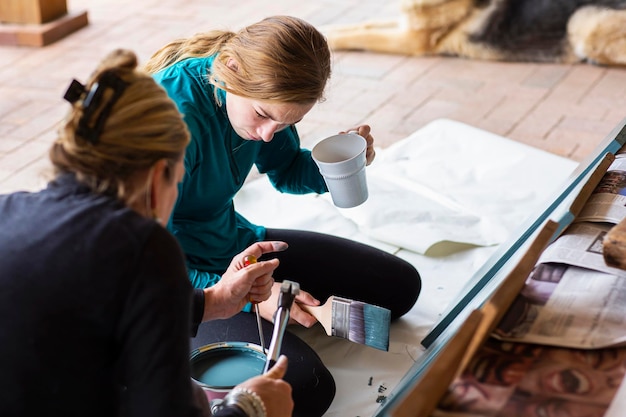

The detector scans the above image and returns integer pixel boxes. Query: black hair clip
[62,71,129,144]
[63,79,86,104]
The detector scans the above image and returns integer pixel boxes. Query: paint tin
[190,342,266,401]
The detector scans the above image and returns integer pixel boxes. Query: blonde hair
[144,15,332,104]
[50,49,190,202]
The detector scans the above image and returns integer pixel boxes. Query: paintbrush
[299,296,391,351]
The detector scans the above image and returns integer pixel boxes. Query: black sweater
[0,174,246,417]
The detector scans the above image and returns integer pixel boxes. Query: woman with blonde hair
[147,15,422,416]
[0,49,292,417]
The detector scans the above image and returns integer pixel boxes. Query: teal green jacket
[153,56,327,290]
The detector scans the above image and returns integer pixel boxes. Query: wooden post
[0,0,88,47]
[0,0,67,24]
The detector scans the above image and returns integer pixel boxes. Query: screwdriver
[243,255,266,355]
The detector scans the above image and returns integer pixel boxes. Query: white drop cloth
[234,118,578,416]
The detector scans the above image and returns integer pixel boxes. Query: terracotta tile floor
[1,0,626,193]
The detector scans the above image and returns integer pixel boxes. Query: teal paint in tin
[190,342,266,399]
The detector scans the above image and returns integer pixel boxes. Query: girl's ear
[226,58,239,71]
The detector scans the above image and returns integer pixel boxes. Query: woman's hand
[202,241,287,321]
[343,124,376,165]
[236,355,293,417]
[258,282,321,328]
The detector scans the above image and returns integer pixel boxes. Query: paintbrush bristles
[357,303,391,351]
[331,296,391,351]
[300,296,391,351]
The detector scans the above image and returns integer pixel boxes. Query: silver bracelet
[222,387,267,417]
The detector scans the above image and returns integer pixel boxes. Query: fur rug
[323,0,626,66]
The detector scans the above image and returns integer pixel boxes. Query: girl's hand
[258,282,321,327]
[343,124,376,165]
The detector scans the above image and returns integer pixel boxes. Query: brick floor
[1,0,625,194]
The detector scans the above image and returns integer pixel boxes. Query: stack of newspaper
[433,155,626,417]
[494,155,626,350]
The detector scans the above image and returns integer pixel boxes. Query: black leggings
[191,229,422,417]
[263,229,421,319]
